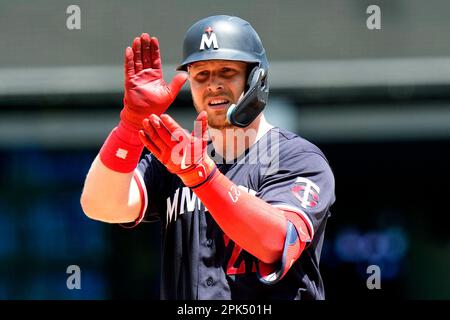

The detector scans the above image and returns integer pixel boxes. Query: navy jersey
[131,127,335,300]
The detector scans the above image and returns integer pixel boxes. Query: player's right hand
[139,111,216,188]
[121,33,188,130]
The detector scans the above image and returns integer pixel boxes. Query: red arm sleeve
[193,171,311,265]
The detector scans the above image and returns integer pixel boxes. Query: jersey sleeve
[120,152,169,228]
[255,150,336,283]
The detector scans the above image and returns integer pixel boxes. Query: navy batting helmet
[177,15,268,72]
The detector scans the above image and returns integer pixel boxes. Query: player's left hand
[139,111,217,188]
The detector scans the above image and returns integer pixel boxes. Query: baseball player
[81,15,336,300]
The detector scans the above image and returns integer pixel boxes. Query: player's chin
[207,112,233,130]
[206,105,226,117]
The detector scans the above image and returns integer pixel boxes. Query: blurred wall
[1,0,450,68]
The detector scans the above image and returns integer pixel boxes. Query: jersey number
[224,235,256,275]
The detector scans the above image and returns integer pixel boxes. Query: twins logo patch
[291,177,320,209]
[199,26,219,50]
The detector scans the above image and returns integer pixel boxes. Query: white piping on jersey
[134,169,148,224]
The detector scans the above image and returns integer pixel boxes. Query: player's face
[188,60,247,129]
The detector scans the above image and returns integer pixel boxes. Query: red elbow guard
[256,209,312,284]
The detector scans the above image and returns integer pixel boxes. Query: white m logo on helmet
[199,27,219,50]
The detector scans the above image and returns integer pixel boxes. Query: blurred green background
[0,0,449,299]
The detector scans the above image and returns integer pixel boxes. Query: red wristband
[99,121,144,173]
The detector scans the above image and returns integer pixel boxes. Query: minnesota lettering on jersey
[166,185,257,226]
[166,185,258,275]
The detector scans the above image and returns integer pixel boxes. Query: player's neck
[208,114,274,162]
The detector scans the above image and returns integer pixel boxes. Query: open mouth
[208,99,230,109]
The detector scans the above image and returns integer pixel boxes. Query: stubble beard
[194,101,235,130]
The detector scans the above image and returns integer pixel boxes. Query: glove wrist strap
[179,156,217,188]
[99,121,144,173]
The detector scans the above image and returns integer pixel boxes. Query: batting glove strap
[99,121,144,173]
[178,156,217,188]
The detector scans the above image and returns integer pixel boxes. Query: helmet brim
[176,49,262,71]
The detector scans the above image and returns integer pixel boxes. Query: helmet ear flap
[227,66,268,128]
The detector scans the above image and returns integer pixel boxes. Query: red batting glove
[99,34,187,173]
[139,111,217,188]
[121,34,188,130]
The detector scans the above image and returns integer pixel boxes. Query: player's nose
[207,73,224,92]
